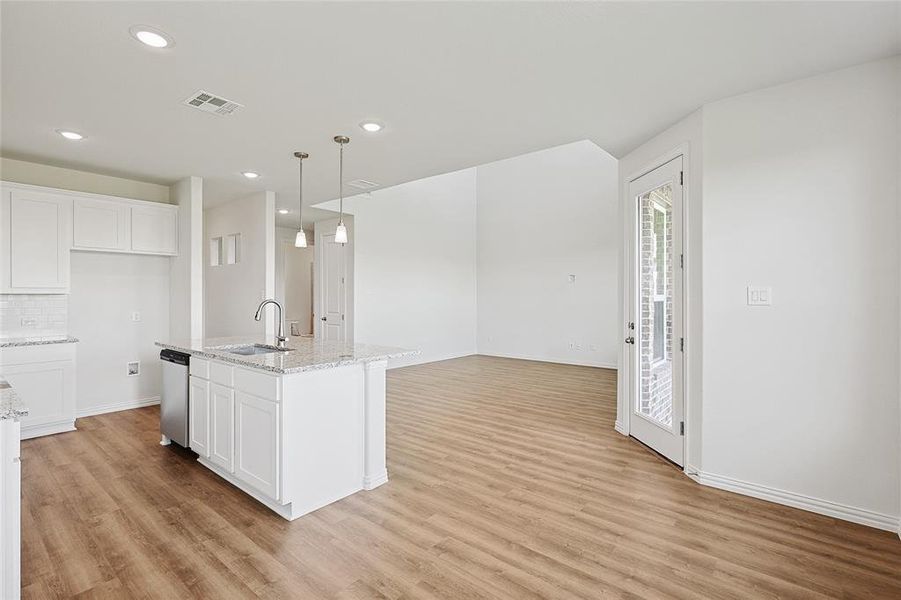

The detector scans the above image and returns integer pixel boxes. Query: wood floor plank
[20,355,901,599]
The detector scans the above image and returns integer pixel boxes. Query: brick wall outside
[638,185,673,427]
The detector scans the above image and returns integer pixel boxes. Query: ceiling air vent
[183,90,243,116]
[346,179,379,191]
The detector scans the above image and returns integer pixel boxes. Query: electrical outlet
[127,361,140,376]
[568,341,575,349]
[131,311,141,322]
[747,285,772,306]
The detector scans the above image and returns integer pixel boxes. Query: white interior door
[627,156,685,465]
[320,233,346,342]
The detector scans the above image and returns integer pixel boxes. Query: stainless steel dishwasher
[160,349,190,447]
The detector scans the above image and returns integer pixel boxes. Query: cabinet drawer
[234,367,279,401]
[209,361,234,387]
[189,357,209,379]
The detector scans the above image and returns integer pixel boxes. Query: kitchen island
[1,379,26,599]
[155,336,416,520]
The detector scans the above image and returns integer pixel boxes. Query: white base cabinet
[0,419,21,599]
[185,357,388,521]
[0,344,76,439]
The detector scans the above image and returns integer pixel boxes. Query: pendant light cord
[338,141,344,225]
[298,155,303,231]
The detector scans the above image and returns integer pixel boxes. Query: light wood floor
[20,355,901,599]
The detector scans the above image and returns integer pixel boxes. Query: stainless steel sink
[224,344,290,356]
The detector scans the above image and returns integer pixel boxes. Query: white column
[362,359,388,489]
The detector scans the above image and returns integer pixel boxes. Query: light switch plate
[747,285,772,306]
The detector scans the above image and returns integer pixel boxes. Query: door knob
[625,336,634,344]
[321,316,327,321]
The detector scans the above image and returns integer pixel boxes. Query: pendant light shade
[334,135,350,244]
[334,223,348,244]
[293,151,308,248]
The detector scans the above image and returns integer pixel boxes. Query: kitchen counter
[0,378,27,421]
[155,335,413,521]
[0,336,79,348]
[155,335,417,374]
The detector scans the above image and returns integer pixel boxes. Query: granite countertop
[0,336,79,348]
[0,378,28,421]
[156,335,418,374]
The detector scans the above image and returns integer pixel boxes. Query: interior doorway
[279,240,314,338]
[626,155,685,465]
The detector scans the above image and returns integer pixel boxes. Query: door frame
[619,144,694,471]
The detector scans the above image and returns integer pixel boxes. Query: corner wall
[476,140,620,368]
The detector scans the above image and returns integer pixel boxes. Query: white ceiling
[2,1,898,225]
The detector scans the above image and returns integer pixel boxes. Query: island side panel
[281,364,365,517]
[363,359,388,489]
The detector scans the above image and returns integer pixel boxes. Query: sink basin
[224,344,289,356]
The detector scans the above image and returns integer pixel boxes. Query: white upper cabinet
[72,196,177,256]
[130,204,177,255]
[0,188,72,294]
[72,197,129,251]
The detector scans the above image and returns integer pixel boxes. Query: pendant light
[293,151,309,248]
[333,135,350,244]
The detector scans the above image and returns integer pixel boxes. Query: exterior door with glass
[627,156,684,465]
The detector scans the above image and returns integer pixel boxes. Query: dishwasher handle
[160,349,190,366]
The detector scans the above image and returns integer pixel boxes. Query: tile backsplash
[0,294,68,339]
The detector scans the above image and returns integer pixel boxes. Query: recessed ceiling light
[360,121,383,133]
[129,25,173,49]
[278,209,289,215]
[56,130,84,140]
[242,172,260,179]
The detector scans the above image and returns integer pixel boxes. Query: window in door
[639,183,673,428]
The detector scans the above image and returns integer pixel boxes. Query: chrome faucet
[254,299,288,349]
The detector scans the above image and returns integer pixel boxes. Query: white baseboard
[387,351,476,369]
[76,396,160,418]
[696,470,899,533]
[614,420,627,435]
[477,352,618,370]
[20,420,76,440]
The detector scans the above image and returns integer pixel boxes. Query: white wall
[476,140,619,368]
[69,252,169,416]
[353,170,477,367]
[204,192,274,338]
[275,226,314,336]
[700,58,900,523]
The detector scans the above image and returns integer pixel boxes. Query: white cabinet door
[72,198,129,251]
[209,382,234,473]
[0,345,77,440]
[235,391,279,500]
[189,376,210,457]
[1,189,71,293]
[131,205,177,255]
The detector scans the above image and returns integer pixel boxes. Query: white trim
[75,396,160,418]
[696,470,899,533]
[613,420,626,436]
[20,420,76,440]
[363,472,389,490]
[0,179,170,207]
[476,352,618,370]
